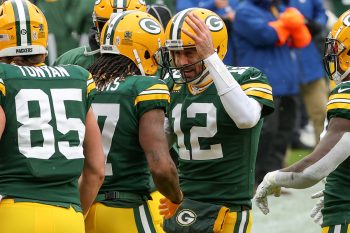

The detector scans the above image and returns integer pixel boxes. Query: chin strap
[133,49,145,76]
[334,68,350,84]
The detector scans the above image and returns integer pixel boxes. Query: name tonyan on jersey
[16,65,70,78]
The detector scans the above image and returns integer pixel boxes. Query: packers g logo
[205,15,224,32]
[139,18,161,35]
[343,14,350,27]
[176,209,197,226]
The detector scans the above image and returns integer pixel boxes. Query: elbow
[91,166,105,186]
[235,117,260,129]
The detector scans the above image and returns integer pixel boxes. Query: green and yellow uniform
[322,82,350,232]
[85,75,170,233]
[165,66,274,232]
[0,62,96,233]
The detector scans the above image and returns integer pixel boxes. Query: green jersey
[91,75,170,206]
[165,66,274,208]
[54,46,99,69]
[323,82,350,226]
[0,62,96,208]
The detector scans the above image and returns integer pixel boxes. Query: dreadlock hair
[88,54,141,90]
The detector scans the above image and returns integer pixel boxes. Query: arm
[79,108,105,215]
[0,106,5,139]
[274,117,350,188]
[254,117,350,214]
[204,53,262,128]
[183,13,262,128]
[139,109,182,204]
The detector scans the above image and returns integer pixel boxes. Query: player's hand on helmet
[182,12,215,60]
[253,171,281,215]
[310,189,324,225]
[159,192,183,219]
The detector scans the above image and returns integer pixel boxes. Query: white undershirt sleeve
[272,132,350,188]
[164,117,176,149]
[204,53,262,129]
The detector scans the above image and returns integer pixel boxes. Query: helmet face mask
[99,10,165,76]
[0,0,48,57]
[163,8,228,84]
[323,38,345,82]
[324,10,350,84]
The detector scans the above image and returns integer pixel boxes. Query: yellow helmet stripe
[11,0,31,46]
[170,8,194,40]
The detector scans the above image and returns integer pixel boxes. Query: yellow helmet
[164,8,228,60]
[324,9,350,83]
[0,0,48,57]
[93,0,147,33]
[100,10,165,75]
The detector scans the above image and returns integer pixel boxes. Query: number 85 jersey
[0,63,96,208]
[165,66,274,208]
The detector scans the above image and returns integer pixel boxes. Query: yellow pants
[322,224,350,233]
[148,191,165,233]
[221,210,252,233]
[0,199,84,233]
[85,201,158,233]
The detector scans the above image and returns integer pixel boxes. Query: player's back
[0,62,95,208]
[92,75,170,197]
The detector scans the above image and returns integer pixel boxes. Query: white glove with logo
[310,190,324,225]
[253,171,281,215]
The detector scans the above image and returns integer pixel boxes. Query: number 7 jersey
[0,62,96,208]
[165,66,274,208]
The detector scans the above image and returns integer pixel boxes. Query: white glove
[253,171,281,215]
[310,190,324,225]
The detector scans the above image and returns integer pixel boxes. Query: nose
[174,51,189,67]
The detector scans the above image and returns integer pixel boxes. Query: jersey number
[172,103,223,160]
[91,103,120,176]
[16,89,84,160]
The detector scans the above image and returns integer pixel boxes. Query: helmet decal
[343,15,350,27]
[205,15,224,32]
[139,18,161,35]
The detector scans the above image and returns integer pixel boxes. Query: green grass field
[252,148,324,233]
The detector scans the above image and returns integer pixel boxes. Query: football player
[158,8,274,233]
[53,0,147,68]
[84,10,183,233]
[254,9,350,233]
[0,0,105,232]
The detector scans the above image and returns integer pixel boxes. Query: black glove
[305,18,324,37]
